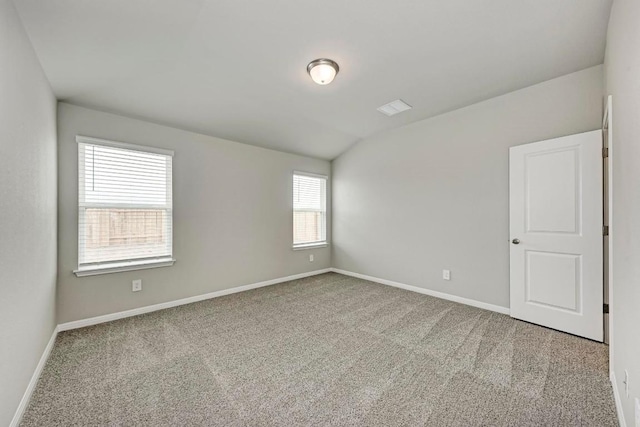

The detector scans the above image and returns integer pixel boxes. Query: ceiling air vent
[377,99,412,116]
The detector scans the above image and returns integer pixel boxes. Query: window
[293,172,327,249]
[75,136,174,276]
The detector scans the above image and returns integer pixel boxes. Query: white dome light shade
[307,59,339,85]
[309,64,336,85]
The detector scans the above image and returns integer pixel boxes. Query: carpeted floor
[21,273,618,426]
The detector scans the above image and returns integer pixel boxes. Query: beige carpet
[21,272,618,426]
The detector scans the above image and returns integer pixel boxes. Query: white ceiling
[14,0,612,159]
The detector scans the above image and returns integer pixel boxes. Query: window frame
[73,135,175,277]
[292,171,328,250]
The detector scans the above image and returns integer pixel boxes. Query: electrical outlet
[442,270,451,281]
[132,279,142,292]
[634,397,639,427]
[309,254,314,262]
[625,370,630,398]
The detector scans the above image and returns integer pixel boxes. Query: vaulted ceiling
[14,0,612,159]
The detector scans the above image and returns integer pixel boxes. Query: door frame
[602,95,614,365]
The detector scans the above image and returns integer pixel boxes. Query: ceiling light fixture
[307,58,339,85]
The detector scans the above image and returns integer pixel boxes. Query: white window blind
[77,136,173,272]
[293,172,327,248]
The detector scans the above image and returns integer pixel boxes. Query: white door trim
[603,95,614,373]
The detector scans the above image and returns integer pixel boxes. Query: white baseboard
[58,268,332,331]
[611,371,628,427]
[10,326,59,427]
[330,268,510,316]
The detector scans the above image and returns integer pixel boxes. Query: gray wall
[332,65,603,309]
[604,0,640,423]
[0,0,58,424]
[57,103,330,323]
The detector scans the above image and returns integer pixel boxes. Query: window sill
[292,242,328,251]
[74,258,176,277]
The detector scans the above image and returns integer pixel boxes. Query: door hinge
[603,304,609,314]
[602,147,609,158]
[603,225,609,236]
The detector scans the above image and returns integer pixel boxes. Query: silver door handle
[512,238,520,245]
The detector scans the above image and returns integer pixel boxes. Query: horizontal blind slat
[293,174,326,245]
[78,141,173,266]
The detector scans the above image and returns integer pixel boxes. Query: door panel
[509,130,603,341]
[526,147,579,234]
[526,251,580,312]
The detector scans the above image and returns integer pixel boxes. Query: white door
[509,130,603,341]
